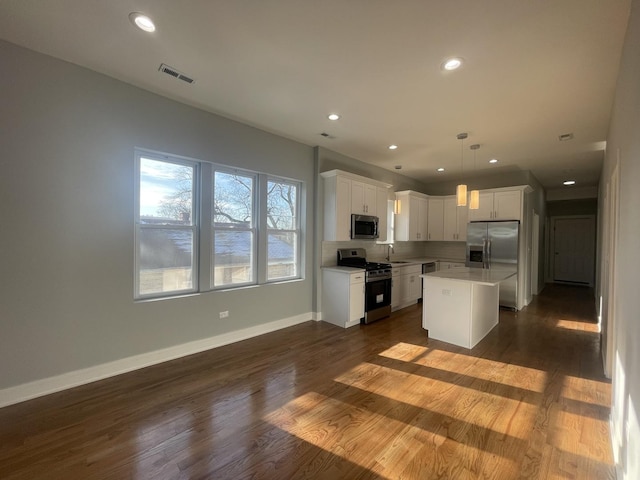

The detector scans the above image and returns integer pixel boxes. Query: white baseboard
[0,312,313,408]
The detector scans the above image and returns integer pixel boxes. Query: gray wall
[0,41,315,389]
[598,1,640,477]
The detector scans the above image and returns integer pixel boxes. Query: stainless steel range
[337,248,392,324]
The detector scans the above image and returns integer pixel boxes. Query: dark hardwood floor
[0,284,614,479]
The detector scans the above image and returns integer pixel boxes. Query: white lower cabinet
[322,268,365,328]
[391,264,422,311]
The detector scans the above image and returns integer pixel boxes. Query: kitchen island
[421,268,516,349]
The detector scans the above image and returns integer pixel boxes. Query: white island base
[421,269,513,349]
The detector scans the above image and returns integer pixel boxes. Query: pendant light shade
[469,189,480,209]
[469,143,480,210]
[456,133,468,207]
[457,183,468,206]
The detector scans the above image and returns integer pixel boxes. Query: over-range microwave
[351,214,379,239]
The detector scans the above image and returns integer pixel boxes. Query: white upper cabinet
[323,174,352,241]
[468,189,524,222]
[351,181,377,215]
[443,196,468,241]
[395,191,428,241]
[321,170,391,241]
[376,186,389,242]
[493,191,522,220]
[427,197,444,241]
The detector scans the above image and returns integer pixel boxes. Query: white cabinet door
[391,273,401,309]
[468,192,494,221]
[349,278,365,323]
[394,192,428,241]
[443,197,458,241]
[351,180,365,214]
[364,184,377,215]
[409,195,421,241]
[494,190,521,220]
[408,273,422,300]
[418,197,429,241]
[444,196,467,241]
[399,266,422,304]
[323,175,352,241]
[351,181,377,215]
[427,198,444,241]
[468,190,522,221]
[376,186,389,242]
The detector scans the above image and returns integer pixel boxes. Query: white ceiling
[0,0,631,189]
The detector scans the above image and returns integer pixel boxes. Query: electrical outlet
[219,311,229,319]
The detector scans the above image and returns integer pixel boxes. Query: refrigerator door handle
[483,239,488,269]
[487,239,492,268]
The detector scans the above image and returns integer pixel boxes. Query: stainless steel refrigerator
[466,220,519,309]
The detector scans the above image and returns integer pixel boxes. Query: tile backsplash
[321,240,465,266]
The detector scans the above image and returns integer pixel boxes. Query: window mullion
[199,162,212,291]
[257,175,268,284]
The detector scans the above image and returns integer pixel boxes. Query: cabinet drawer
[350,272,365,284]
[405,264,422,275]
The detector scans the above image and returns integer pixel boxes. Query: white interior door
[552,216,596,285]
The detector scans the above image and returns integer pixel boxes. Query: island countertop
[421,267,515,286]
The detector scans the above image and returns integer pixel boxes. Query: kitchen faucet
[385,244,394,262]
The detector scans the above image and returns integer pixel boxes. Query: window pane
[213,230,254,286]
[138,228,194,295]
[214,172,254,227]
[140,158,194,225]
[267,180,297,230]
[267,232,298,280]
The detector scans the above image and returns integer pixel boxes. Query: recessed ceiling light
[327,113,340,121]
[437,167,445,172]
[443,58,463,71]
[388,144,398,150]
[129,12,156,32]
[563,180,576,186]
[489,159,498,164]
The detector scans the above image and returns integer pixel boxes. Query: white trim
[0,312,312,408]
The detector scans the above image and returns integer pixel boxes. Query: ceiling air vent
[158,64,195,84]
[558,133,574,141]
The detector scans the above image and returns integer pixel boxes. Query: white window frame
[265,176,302,283]
[211,167,258,289]
[134,150,199,300]
[134,149,305,300]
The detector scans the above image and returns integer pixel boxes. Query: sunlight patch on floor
[554,318,600,332]
[332,362,538,439]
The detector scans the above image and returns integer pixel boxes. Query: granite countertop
[421,267,516,286]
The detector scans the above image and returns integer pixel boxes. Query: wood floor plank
[0,284,615,479]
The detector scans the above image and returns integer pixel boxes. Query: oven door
[364,277,391,324]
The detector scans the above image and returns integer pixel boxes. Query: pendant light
[469,144,480,210]
[456,133,468,206]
